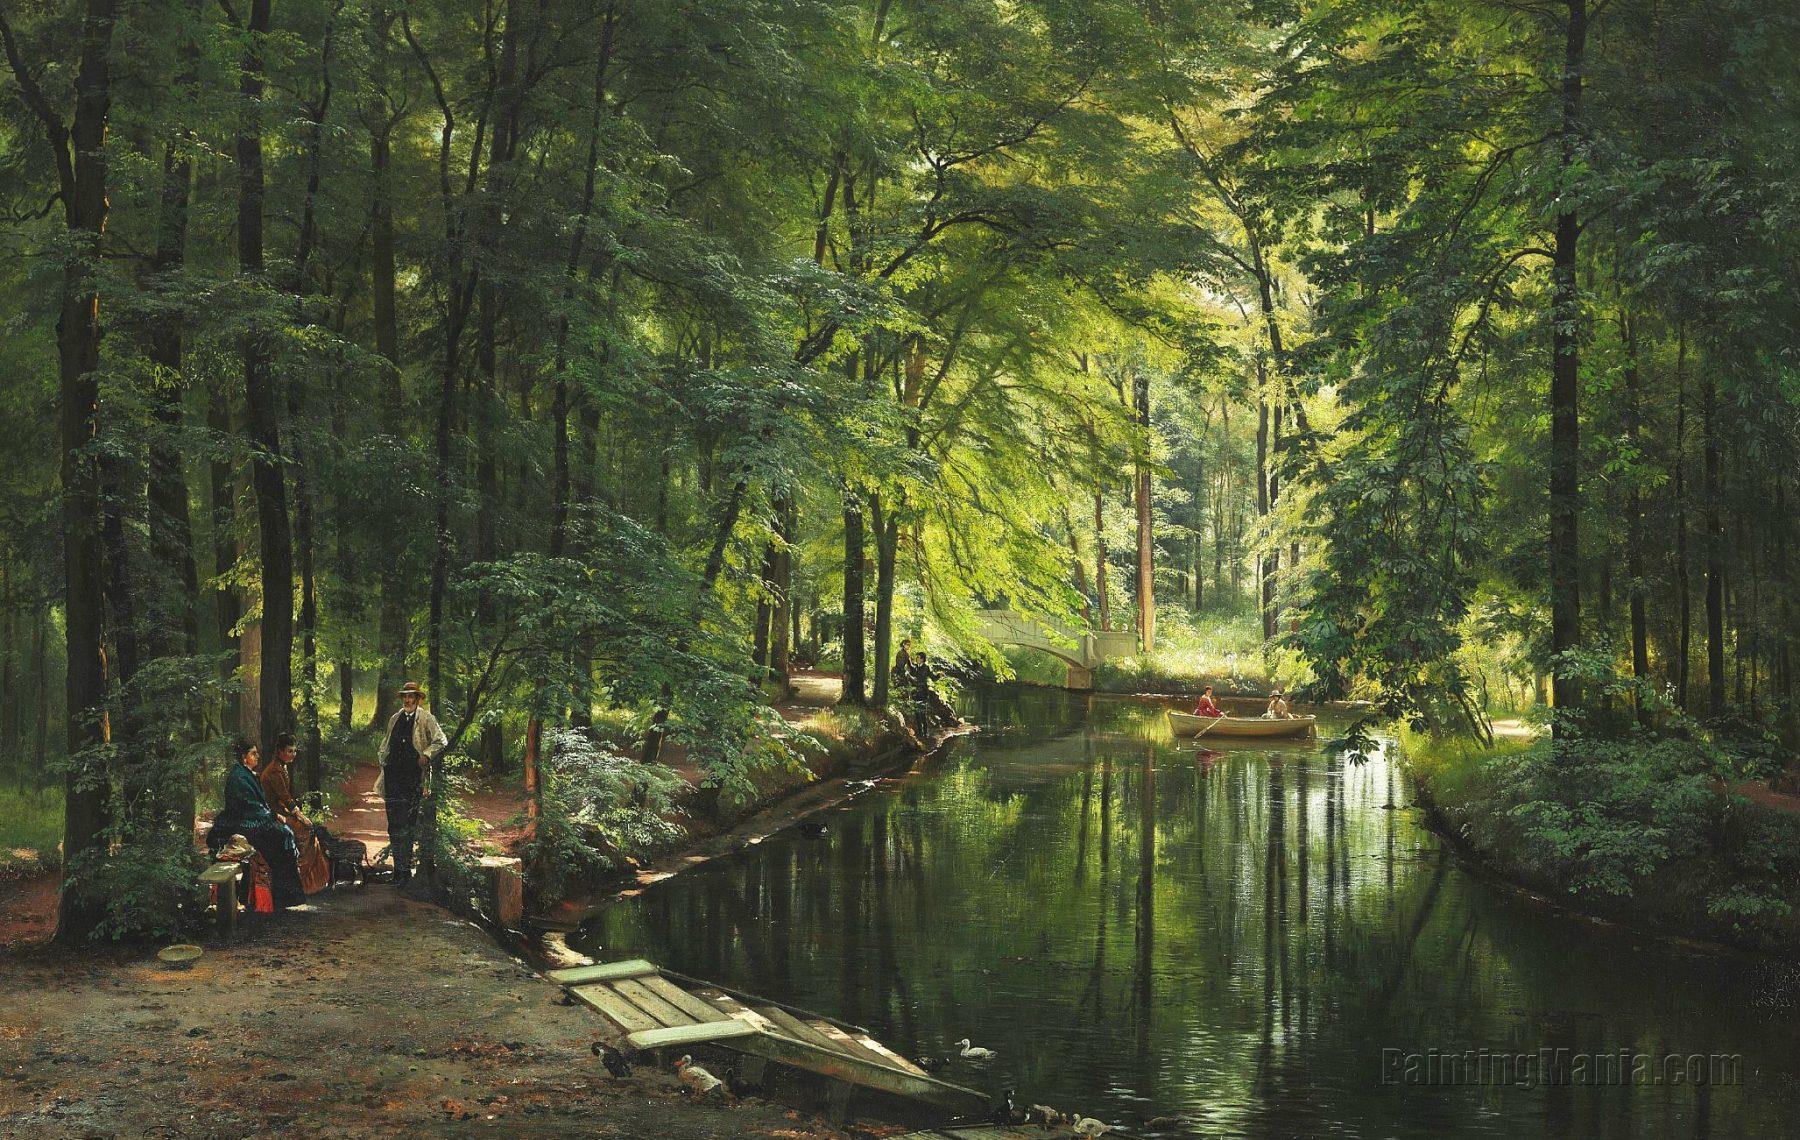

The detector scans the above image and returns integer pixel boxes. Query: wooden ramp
[546,959,989,1117]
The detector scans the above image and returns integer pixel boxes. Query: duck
[954,1037,996,1061]
[795,819,829,839]
[989,1088,1022,1125]
[1072,1117,1109,1137]
[673,1054,727,1098]
[590,1041,633,1078]
[914,1054,950,1072]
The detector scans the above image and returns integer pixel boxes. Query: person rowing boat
[1192,685,1223,718]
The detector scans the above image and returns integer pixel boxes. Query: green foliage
[522,730,685,905]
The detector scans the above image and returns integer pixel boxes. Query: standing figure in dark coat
[377,681,448,884]
[209,739,306,909]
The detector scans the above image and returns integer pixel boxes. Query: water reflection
[575,689,1800,1138]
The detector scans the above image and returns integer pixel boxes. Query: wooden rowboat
[1167,710,1317,738]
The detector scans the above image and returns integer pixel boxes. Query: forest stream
[572,688,1800,1138]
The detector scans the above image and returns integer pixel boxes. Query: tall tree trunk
[1621,308,1649,719]
[871,494,898,708]
[1256,390,1276,641]
[770,497,794,684]
[1702,366,1725,716]
[1094,491,1110,631]
[1547,0,1586,717]
[841,486,867,706]
[31,608,48,787]
[237,0,294,755]
[0,0,125,940]
[1133,369,1155,653]
[1673,330,1691,709]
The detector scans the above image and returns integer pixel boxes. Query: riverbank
[1400,726,1800,956]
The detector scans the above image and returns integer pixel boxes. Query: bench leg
[734,1056,767,1087]
[826,1080,853,1125]
[216,876,238,944]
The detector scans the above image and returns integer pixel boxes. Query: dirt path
[0,885,860,1139]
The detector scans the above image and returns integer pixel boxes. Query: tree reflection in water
[575,689,1794,1138]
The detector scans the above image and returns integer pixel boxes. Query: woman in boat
[1192,686,1224,718]
[209,738,306,909]
[261,733,332,895]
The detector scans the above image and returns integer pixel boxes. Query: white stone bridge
[974,609,1138,690]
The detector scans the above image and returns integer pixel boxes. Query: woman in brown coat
[261,733,332,895]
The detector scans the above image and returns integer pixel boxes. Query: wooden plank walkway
[545,958,990,1118]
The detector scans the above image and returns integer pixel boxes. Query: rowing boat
[1167,710,1317,738]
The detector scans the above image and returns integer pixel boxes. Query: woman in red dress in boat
[1192,685,1224,718]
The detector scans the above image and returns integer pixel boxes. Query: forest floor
[0,884,881,1139]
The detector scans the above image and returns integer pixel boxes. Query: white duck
[954,1037,997,1061]
[1072,1118,1109,1137]
[674,1054,727,1098]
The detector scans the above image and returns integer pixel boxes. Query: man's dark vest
[385,711,421,793]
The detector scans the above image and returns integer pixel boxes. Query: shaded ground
[0,885,861,1139]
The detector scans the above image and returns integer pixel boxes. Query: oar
[1189,711,1226,747]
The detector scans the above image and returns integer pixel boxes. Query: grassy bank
[0,787,61,872]
[1400,725,1800,954]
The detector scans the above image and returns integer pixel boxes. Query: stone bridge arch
[974,609,1135,690]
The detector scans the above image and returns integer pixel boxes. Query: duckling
[914,1054,950,1072]
[590,1041,633,1078]
[1028,1104,1063,1129]
[673,1054,727,1098]
[1072,1117,1109,1137]
[954,1037,996,1061]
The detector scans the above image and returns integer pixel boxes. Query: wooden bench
[198,860,248,944]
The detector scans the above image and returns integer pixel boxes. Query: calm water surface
[574,688,1800,1137]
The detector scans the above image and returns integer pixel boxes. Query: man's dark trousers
[385,772,422,883]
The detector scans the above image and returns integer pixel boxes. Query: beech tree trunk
[1547,0,1586,717]
[236,0,294,756]
[841,487,867,705]
[1133,369,1155,653]
[871,494,898,708]
[1702,367,1726,716]
[0,0,125,940]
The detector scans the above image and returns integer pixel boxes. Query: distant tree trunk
[871,495,898,708]
[31,610,48,786]
[1094,491,1110,631]
[841,485,867,706]
[146,140,199,666]
[1621,308,1649,717]
[1547,0,1586,718]
[1673,331,1691,708]
[290,14,337,791]
[1702,365,1725,716]
[770,497,794,683]
[1064,503,1091,626]
[1133,369,1155,653]
[0,0,125,940]
[1256,391,1276,640]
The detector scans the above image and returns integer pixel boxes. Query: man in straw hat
[377,681,448,884]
